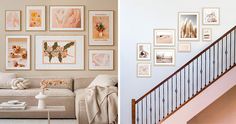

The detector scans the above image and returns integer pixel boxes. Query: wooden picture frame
[6,35,31,70]
[35,36,84,70]
[137,62,151,78]
[137,43,151,61]
[89,50,114,70]
[154,29,175,47]
[5,10,21,31]
[178,12,199,41]
[26,6,46,31]
[89,10,114,45]
[203,7,220,25]
[49,5,84,31]
[154,48,175,66]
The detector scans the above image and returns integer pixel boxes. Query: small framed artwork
[154,29,175,47]
[5,10,21,31]
[50,6,84,31]
[89,50,114,70]
[202,28,212,41]
[154,48,175,66]
[89,10,113,45]
[203,8,220,25]
[26,6,46,31]
[137,43,151,61]
[137,63,151,78]
[35,36,84,70]
[178,43,191,52]
[178,12,199,41]
[6,35,30,70]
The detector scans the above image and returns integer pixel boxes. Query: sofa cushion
[26,77,73,90]
[0,73,16,89]
[88,75,118,88]
[0,88,74,97]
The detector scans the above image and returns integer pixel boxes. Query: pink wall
[188,85,236,124]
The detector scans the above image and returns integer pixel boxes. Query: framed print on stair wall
[49,6,84,31]
[89,50,114,70]
[35,36,84,70]
[137,43,151,61]
[26,6,45,31]
[202,28,212,41]
[5,10,21,31]
[178,12,199,41]
[154,48,175,66]
[203,7,220,25]
[6,35,30,70]
[137,62,151,78]
[154,29,175,47]
[89,11,113,45]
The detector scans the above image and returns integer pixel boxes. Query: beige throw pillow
[0,73,16,89]
[88,75,118,88]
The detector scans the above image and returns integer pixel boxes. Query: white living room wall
[120,0,236,123]
[0,0,118,77]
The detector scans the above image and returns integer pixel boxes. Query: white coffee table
[0,106,65,124]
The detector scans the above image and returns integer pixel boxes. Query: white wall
[120,0,236,123]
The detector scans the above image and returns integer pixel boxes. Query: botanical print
[154,29,175,46]
[203,8,220,25]
[35,36,84,70]
[178,43,191,52]
[137,43,151,60]
[89,11,113,45]
[154,49,175,66]
[202,28,212,41]
[137,63,151,77]
[5,10,20,31]
[89,50,113,70]
[26,6,45,30]
[42,40,76,64]
[179,12,199,41]
[50,6,84,30]
[6,36,30,70]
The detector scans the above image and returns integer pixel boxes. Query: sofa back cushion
[0,73,16,89]
[26,77,73,90]
[74,77,95,90]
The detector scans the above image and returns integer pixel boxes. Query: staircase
[132,25,236,124]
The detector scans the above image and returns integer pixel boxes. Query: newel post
[132,99,136,124]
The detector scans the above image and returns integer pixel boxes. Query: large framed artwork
[35,36,84,70]
[89,50,114,70]
[154,48,175,66]
[89,11,113,45]
[26,6,45,31]
[6,35,30,70]
[178,12,199,41]
[154,29,175,47]
[50,6,84,31]
[5,10,21,31]
[202,28,212,41]
[137,62,151,78]
[137,43,151,61]
[203,7,220,25]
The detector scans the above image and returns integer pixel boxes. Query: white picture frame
[202,28,212,41]
[203,7,220,25]
[178,43,191,52]
[178,12,199,41]
[26,6,45,31]
[35,36,84,70]
[6,35,31,70]
[89,10,113,45]
[154,48,175,66]
[89,50,114,70]
[5,10,21,31]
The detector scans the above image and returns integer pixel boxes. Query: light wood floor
[0,119,76,124]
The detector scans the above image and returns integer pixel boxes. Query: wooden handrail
[135,25,236,103]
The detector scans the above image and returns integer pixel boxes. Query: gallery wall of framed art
[0,0,118,77]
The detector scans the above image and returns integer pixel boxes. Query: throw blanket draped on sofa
[85,86,118,124]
